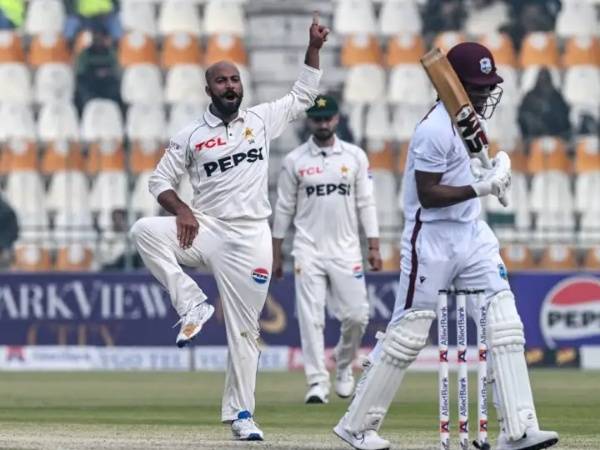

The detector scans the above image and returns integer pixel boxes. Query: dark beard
[211,93,243,116]
[314,129,334,142]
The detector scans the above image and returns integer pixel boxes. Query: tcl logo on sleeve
[195,137,226,152]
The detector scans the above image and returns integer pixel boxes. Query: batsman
[334,42,559,450]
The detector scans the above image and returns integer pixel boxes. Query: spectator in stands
[422,0,466,37]
[64,0,122,42]
[0,194,18,269]
[0,0,23,29]
[74,26,122,113]
[501,0,561,50]
[518,67,571,140]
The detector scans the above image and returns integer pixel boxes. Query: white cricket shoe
[333,420,390,450]
[231,410,264,441]
[175,301,214,348]
[496,429,559,450]
[304,382,329,404]
[335,366,355,398]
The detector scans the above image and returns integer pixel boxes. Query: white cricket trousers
[294,252,369,387]
[130,211,272,422]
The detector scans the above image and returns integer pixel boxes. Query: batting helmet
[447,42,503,87]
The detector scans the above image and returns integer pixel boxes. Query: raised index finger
[312,10,319,25]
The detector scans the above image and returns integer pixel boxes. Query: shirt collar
[204,105,246,127]
[309,135,343,156]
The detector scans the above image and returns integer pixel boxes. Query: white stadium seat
[465,1,509,37]
[334,0,377,35]
[343,64,385,105]
[556,0,599,38]
[53,210,97,244]
[81,99,124,142]
[575,172,600,213]
[203,0,246,36]
[126,103,167,141]
[89,171,129,213]
[165,64,206,105]
[487,103,520,152]
[120,0,158,37]
[365,102,393,141]
[496,65,519,106]
[34,63,74,105]
[25,0,65,35]
[392,103,430,142]
[168,102,205,136]
[158,0,202,36]
[372,169,400,229]
[46,171,90,214]
[121,64,164,105]
[563,66,600,109]
[132,171,160,217]
[379,0,422,36]
[5,171,46,216]
[37,102,79,142]
[388,64,433,106]
[0,103,35,140]
[0,63,32,104]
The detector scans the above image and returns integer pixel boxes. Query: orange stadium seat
[527,137,570,174]
[433,32,466,54]
[55,244,95,271]
[161,32,202,68]
[519,32,559,68]
[385,33,425,67]
[87,140,126,173]
[381,243,401,271]
[574,136,600,173]
[582,247,600,270]
[538,245,578,270]
[367,143,394,171]
[130,141,163,174]
[562,36,600,67]
[478,33,517,67]
[0,140,38,174]
[341,34,382,67]
[41,141,85,174]
[13,244,52,271]
[500,245,536,270]
[396,141,409,174]
[205,34,247,66]
[118,31,158,67]
[0,31,24,62]
[28,32,71,67]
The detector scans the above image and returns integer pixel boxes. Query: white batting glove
[471,151,511,206]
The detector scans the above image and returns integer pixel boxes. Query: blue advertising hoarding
[0,271,598,350]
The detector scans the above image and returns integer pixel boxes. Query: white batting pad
[343,310,436,433]
[488,290,539,441]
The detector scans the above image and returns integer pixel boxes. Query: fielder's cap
[447,42,503,87]
[306,95,339,118]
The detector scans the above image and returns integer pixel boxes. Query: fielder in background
[272,95,382,404]
[334,42,559,450]
[130,13,329,442]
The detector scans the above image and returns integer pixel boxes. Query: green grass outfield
[0,370,597,449]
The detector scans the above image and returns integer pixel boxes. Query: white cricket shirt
[272,136,379,260]
[402,101,481,223]
[148,65,322,220]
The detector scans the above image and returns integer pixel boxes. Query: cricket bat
[420,48,508,206]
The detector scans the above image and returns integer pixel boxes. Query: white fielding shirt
[272,136,379,260]
[148,65,322,220]
[402,101,481,223]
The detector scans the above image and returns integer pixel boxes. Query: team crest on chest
[479,57,492,74]
[244,127,255,144]
[340,164,349,178]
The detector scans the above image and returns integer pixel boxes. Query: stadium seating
[1,0,597,272]
[379,0,421,36]
[157,0,202,36]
